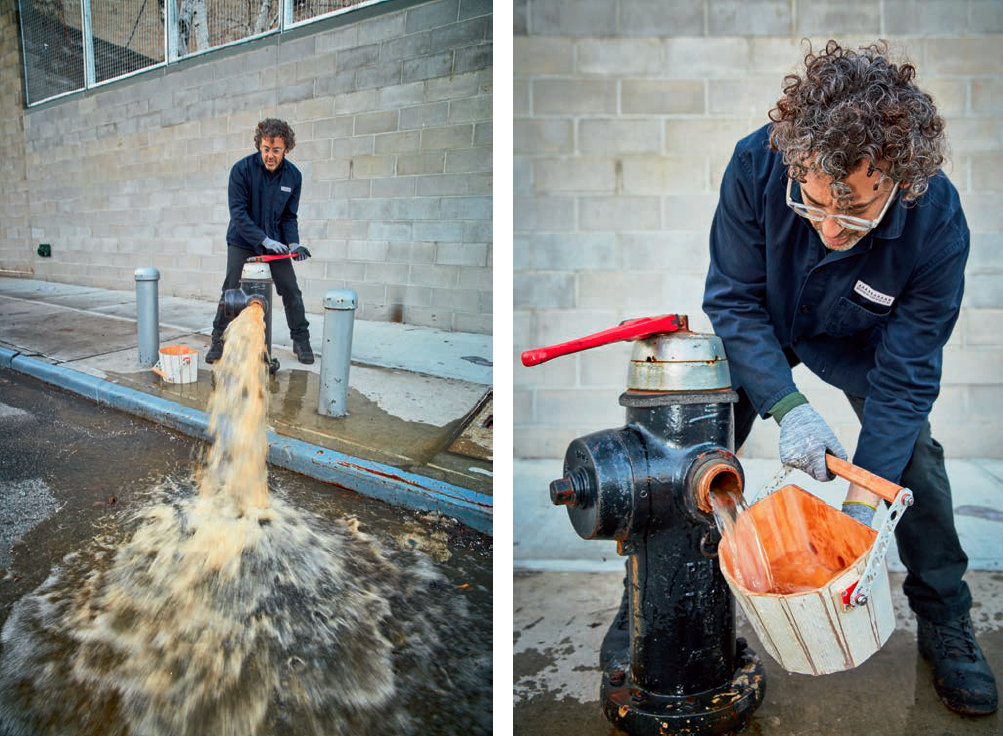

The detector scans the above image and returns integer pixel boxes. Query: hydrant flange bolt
[550,478,577,506]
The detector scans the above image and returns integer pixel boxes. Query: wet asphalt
[0,367,492,735]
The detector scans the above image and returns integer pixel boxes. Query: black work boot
[293,339,314,365]
[205,338,224,364]
[917,613,998,715]
[599,582,630,670]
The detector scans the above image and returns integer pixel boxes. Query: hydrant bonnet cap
[627,331,732,391]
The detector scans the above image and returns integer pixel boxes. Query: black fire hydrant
[523,314,765,735]
[223,261,280,374]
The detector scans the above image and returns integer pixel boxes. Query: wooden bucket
[719,457,911,676]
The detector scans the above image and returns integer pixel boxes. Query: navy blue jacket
[704,125,968,484]
[226,152,301,253]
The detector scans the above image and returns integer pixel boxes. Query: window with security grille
[17,0,382,106]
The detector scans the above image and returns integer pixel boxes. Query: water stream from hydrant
[711,488,850,595]
[0,304,486,735]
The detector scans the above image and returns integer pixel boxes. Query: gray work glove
[262,236,288,254]
[778,404,847,482]
[290,243,311,261]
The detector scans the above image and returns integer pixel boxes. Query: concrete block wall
[0,0,492,334]
[0,0,29,274]
[514,0,1003,461]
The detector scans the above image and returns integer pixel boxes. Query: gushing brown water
[0,306,479,736]
[710,488,775,593]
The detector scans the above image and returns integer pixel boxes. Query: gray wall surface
[0,0,493,334]
[514,0,1003,460]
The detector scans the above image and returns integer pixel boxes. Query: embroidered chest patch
[853,279,895,307]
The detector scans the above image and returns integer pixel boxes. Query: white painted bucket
[719,480,906,676]
[151,345,199,384]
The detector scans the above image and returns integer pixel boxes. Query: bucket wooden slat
[719,484,895,676]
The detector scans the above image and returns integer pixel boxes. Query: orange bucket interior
[160,346,197,356]
[720,484,877,595]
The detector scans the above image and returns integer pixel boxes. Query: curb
[0,347,492,534]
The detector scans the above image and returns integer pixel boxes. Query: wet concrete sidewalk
[514,458,1003,734]
[0,277,493,531]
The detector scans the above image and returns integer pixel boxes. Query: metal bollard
[134,267,160,367]
[317,288,358,417]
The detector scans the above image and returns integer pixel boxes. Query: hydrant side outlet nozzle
[690,455,744,516]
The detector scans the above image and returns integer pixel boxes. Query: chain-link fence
[18,0,379,105]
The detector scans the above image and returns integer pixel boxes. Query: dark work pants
[211,246,310,343]
[732,368,972,624]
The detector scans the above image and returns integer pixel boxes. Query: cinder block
[347,239,389,261]
[964,274,1003,309]
[519,232,617,271]
[453,44,492,75]
[619,232,709,272]
[405,0,460,34]
[883,0,968,34]
[514,119,573,155]
[709,77,783,116]
[969,232,1003,272]
[358,11,407,44]
[424,71,481,101]
[514,272,575,309]
[355,110,400,135]
[709,0,791,35]
[972,79,1003,115]
[401,102,450,130]
[330,180,373,198]
[279,35,317,64]
[579,196,661,231]
[664,38,751,79]
[350,155,396,178]
[370,177,416,198]
[961,193,1003,231]
[795,2,880,34]
[397,197,444,219]
[381,32,433,63]
[403,52,454,83]
[513,37,573,75]
[970,0,1003,32]
[533,157,615,193]
[924,37,1003,75]
[579,343,635,387]
[375,130,420,154]
[388,241,437,263]
[513,195,574,232]
[514,80,530,115]
[314,116,355,140]
[576,270,671,310]
[417,174,471,196]
[619,0,703,36]
[377,82,426,109]
[972,154,1003,193]
[449,95,493,123]
[577,39,664,76]
[410,263,460,288]
[335,90,378,115]
[339,43,381,71]
[365,262,411,284]
[415,220,464,241]
[436,241,489,266]
[397,151,446,175]
[459,0,491,20]
[579,119,662,155]
[420,124,474,150]
[316,25,360,53]
[431,286,481,311]
[335,136,375,159]
[444,147,492,173]
[621,80,704,115]
[533,78,616,115]
[431,17,490,48]
[665,118,752,156]
[621,156,706,195]
[942,346,1003,384]
[532,0,617,37]
[917,77,967,117]
[356,62,404,91]
[663,194,718,232]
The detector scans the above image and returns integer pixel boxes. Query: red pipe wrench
[521,314,686,366]
[245,254,295,263]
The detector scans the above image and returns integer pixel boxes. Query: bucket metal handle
[825,454,914,608]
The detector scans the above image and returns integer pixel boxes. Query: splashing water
[0,305,487,735]
[710,488,775,593]
[712,487,851,595]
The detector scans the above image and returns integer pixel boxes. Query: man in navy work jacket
[206,118,314,365]
[703,41,995,714]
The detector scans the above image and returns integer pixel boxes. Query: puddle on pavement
[104,365,491,492]
[0,313,492,736]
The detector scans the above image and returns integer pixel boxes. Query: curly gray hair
[768,40,946,205]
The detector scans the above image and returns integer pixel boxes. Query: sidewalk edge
[0,347,492,534]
